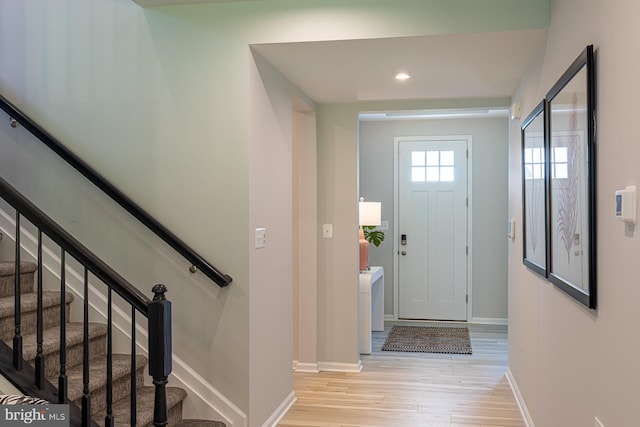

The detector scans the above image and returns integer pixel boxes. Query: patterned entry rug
[381,326,472,354]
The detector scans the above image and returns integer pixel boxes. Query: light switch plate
[255,228,266,249]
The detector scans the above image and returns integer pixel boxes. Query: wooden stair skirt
[0,261,225,427]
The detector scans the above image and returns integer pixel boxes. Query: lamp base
[359,228,370,271]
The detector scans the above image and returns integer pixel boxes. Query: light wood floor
[279,324,525,427]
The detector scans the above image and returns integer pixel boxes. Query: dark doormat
[381,326,472,354]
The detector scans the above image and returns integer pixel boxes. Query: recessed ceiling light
[394,72,412,81]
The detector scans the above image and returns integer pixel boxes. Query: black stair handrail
[0,94,232,287]
[0,176,173,427]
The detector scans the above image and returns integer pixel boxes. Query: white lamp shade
[359,201,381,226]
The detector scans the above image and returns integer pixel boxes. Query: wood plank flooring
[279,324,524,427]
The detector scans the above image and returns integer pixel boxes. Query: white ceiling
[252,29,547,104]
[132,0,547,105]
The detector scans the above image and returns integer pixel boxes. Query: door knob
[401,251,407,256]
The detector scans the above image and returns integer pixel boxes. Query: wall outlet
[380,220,389,231]
[594,417,604,427]
[322,224,333,238]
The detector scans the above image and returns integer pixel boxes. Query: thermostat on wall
[615,185,636,224]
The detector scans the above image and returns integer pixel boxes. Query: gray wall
[359,117,509,321]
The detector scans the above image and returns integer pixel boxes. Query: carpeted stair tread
[0,291,74,342]
[174,420,226,427]
[110,386,187,427]
[0,261,37,297]
[18,322,107,361]
[0,261,37,276]
[0,291,74,317]
[61,353,148,416]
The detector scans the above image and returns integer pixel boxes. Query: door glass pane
[440,151,454,166]
[426,151,439,166]
[412,151,426,166]
[426,166,439,182]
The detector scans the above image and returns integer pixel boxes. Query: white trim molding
[506,367,534,427]
[471,317,508,326]
[317,361,363,373]
[292,361,319,373]
[261,391,296,427]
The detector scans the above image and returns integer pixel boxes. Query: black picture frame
[545,45,596,309]
[521,101,548,277]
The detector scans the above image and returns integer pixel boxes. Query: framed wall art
[521,101,548,278]
[545,45,596,309]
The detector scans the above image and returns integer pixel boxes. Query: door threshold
[386,319,507,333]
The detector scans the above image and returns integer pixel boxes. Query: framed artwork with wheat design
[546,45,596,309]
[522,101,548,278]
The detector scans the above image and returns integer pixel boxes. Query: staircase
[0,260,225,427]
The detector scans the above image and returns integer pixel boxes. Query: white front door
[397,136,469,321]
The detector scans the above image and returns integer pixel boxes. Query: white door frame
[392,135,473,322]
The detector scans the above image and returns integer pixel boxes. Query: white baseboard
[317,360,363,373]
[261,391,296,427]
[0,208,247,427]
[170,356,247,427]
[384,314,395,322]
[292,361,319,373]
[506,367,534,427]
[471,317,508,325]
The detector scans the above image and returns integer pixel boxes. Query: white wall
[360,116,509,321]
[508,0,640,425]
[248,53,293,425]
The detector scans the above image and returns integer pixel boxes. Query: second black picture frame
[546,45,597,309]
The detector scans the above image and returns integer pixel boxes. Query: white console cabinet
[359,266,384,354]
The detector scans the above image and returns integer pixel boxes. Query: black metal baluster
[130,307,137,427]
[58,249,68,404]
[13,213,22,370]
[82,267,91,426]
[35,230,44,388]
[105,288,114,427]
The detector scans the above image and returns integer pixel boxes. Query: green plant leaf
[362,226,385,247]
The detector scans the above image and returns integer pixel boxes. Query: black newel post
[148,284,172,427]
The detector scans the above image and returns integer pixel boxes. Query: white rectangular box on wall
[615,185,636,224]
